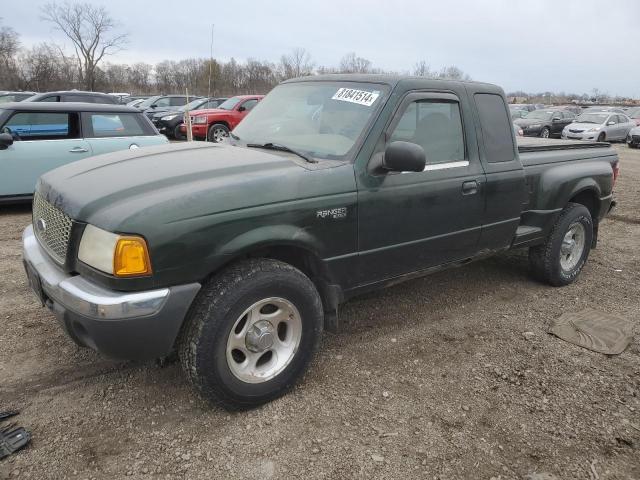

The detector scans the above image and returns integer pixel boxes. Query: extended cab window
[3,112,76,140]
[474,93,515,163]
[389,100,465,164]
[88,113,146,137]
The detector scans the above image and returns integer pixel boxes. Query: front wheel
[597,132,606,142]
[540,127,550,138]
[179,259,323,410]
[528,203,593,286]
[173,124,186,140]
[207,123,230,143]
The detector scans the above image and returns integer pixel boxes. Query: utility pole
[207,24,214,99]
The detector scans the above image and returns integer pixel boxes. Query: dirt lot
[0,145,639,480]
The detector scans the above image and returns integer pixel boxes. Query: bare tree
[0,19,20,89]
[339,52,372,74]
[40,2,128,91]
[279,48,314,80]
[413,60,432,77]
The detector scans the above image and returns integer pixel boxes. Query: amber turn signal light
[113,236,152,277]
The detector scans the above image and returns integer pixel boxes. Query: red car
[181,95,264,142]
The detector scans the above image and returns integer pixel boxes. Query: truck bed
[517,136,609,152]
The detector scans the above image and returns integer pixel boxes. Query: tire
[597,132,606,142]
[540,127,550,139]
[173,124,186,140]
[528,203,593,287]
[179,258,323,410]
[207,123,230,143]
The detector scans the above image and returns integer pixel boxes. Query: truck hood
[38,142,354,233]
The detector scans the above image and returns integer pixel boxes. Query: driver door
[0,111,92,198]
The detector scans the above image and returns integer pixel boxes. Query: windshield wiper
[246,142,317,164]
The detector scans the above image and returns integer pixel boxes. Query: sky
[3,0,639,97]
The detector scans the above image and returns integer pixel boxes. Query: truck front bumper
[22,225,200,360]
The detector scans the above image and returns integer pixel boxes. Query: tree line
[0,3,473,96]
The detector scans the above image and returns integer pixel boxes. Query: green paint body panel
[36,75,618,302]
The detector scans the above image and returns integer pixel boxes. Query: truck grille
[32,192,73,264]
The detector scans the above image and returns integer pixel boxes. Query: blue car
[0,103,168,202]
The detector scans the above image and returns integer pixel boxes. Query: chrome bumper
[22,224,201,359]
[23,224,169,320]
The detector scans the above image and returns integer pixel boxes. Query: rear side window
[87,113,147,137]
[474,93,515,163]
[390,100,465,164]
[3,112,75,139]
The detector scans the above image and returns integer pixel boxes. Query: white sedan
[562,111,636,142]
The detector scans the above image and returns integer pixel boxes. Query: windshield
[136,95,162,109]
[179,98,207,112]
[217,97,242,110]
[576,113,608,124]
[0,95,22,103]
[233,82,389,160]
[525,110,554,121]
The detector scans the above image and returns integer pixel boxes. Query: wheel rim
[559,222,586,272]
[211,127,228,143]
[226,297,302,384]
[541,128,550,138]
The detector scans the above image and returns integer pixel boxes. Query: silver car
[561,111,636,142]
[626,125,640,148]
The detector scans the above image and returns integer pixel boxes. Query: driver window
[241,99,258,111]
[389,100,465,164]
[154,97,171,107]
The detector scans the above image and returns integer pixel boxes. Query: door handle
[69,147,88,153]
[462,180,479,195]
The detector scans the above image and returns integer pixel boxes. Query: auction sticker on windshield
[332,88,380,107]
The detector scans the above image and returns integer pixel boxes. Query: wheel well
[569,190,599,220]
[222,245,341,314]
[209,120,230,130]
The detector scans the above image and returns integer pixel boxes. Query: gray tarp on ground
[549,308,634,355]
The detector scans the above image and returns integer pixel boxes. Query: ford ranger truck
[23,75,618,409]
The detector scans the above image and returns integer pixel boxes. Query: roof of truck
[284,73,499,89]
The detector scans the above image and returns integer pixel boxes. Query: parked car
[126,99,146,109]
[137,95,200,120]
[513,123,524,136]
[561,112,635,142]
[582,106,625,114]
[625,107,640,126]
[514,108,576,138]
[25,91,119,104]
[151,97,227,139]
[509,103,536,112]
[553,105,582,115]
[626,125,640,148]
[183,95,263,142]
[0,102,168,202]
[22,75,618,409]
[510,109,528,120]
[0,92,37,103]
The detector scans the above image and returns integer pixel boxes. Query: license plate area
[24,261,46,306]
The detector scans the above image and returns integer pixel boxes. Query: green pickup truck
[23,75,618,409]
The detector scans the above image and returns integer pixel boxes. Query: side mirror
[238,105,246,112]
[382,141,426,173]
[0,133,14,149]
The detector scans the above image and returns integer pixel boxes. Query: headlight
[587,127,602,132]
[193,116,207,124]
[161,114,178,121]
[78,225,152,277]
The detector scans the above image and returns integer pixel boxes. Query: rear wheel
[179,259,323,410]
[207,123,230,143]
[540,127,550,138]
[528,203,593,287]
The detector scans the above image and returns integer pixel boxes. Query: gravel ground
[0,145,638,480]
